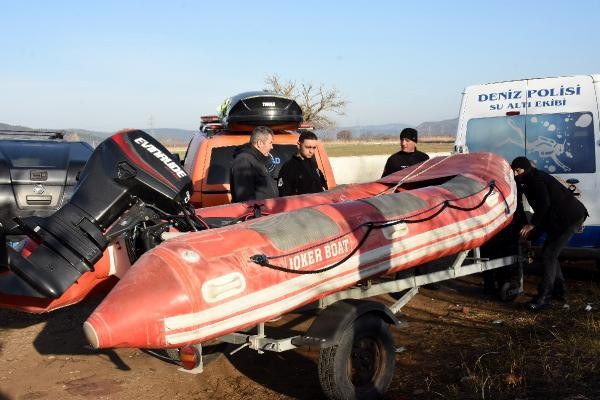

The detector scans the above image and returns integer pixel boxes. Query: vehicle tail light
[179,345,201,370]
[201,115,220,123]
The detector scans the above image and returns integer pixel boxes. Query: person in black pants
[381,128,429,177]
[511,156,588,311]
[382,128,437,287]
[277,130,328,196]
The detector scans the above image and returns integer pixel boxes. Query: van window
[465,111,595,174]
[206,144,298,184]
[465,115,526,166]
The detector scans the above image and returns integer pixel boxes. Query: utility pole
[148,114,156,137]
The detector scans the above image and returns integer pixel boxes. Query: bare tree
[67,132,81,141]
[336,130,353,141]
[265,74,347,130]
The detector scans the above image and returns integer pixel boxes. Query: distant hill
[416,118,458,136]
[318,118,458,140]
[150,128,195,145]
[1,118,457,145]
[63,128,110,145]
[319,123,412,139]
[63,127,196,146]
[0,122,33,131]
[0,123,195,147]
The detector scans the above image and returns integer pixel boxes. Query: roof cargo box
[220,91,303,131]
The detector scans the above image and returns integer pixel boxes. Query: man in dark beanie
[511,156,588,310]
[381,128,429,177]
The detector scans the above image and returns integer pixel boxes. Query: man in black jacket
[381,128,429,177]
[230,126,279,202]
[511,156,588,310]
[278,130,328,196]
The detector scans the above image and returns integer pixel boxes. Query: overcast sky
[2,0,599,132]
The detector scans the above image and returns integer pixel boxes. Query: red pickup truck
[183,91,336,208]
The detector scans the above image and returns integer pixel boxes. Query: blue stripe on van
[534,225,600,248]
[568,225,600,248]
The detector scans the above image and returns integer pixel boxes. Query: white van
[454,74,599,251]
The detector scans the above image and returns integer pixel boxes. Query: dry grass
[459,311,599,399]
[323,141,453,157]
[169,146,188,160]
[390,274,600,400]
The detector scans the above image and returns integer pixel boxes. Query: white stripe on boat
[164,196,513,343]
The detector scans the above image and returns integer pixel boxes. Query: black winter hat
[511,156,533,171]
[400,128,418,143]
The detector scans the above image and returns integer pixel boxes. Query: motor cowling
[6,129,192,298]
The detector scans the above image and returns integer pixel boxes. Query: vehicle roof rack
[0,129,65,140]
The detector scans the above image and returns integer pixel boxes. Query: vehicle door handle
[26,195,52,205]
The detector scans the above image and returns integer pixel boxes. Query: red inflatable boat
[0,129,515,329]
[83,151,517,349]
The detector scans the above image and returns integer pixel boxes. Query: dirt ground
[1,264,598,400]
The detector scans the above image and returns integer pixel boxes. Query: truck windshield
[0,141,90,168]
[206,144,298,185]
[465,111,595,174]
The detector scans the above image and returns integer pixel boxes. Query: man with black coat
[230,126,279,202]
[277,130,328,196]
[381,128,429,177]
[511,156,588,310]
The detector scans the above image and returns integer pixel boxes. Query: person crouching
[511,156,588,311]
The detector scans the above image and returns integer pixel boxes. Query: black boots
[528,282,568,311]
[528,280,569,311]
[552,282,568,303]
[527,295,552,311]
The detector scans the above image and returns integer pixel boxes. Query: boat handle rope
[496,180,512,215]
[380,154,454,195]
[250,181,506,274]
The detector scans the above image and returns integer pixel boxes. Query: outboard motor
[5,129,192,298]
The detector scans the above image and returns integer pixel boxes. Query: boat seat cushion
[359,192,427,218]
[248,208,341,251]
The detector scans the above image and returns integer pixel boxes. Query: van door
[457,75,599,247]
[525,76,598,246]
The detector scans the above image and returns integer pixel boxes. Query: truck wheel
[318,314,395,400]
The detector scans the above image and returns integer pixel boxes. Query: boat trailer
[168,248,523,400]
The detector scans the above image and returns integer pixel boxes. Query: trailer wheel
[318,314,395,400]
[499,282,518,302]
